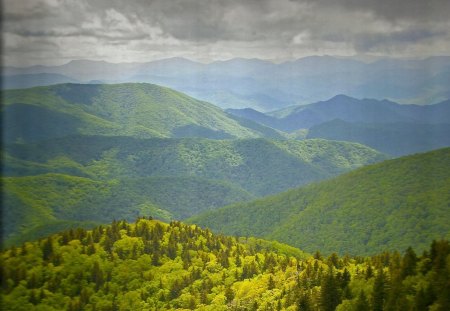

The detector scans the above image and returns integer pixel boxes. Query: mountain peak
[328,94,357,102]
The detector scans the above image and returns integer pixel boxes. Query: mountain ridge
[189,147,450,256]
[2,135,387,244]
[2,83,282,143]
[4,56,450,110]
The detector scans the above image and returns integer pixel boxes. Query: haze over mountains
[2,74,450,310]
[3,0,450,308]
[2,81,449,246]
[1,80,449,255]
[3,56,450,111]
[228,95,450,156]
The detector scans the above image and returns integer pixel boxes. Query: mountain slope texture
[189,148,450,256]
[2,83,282,142]
[2,136,386,245]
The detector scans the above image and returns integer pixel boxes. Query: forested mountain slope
[190,148,450,256]
[2,136,385,245]
[3,136,386,196]
[2,83,282,142]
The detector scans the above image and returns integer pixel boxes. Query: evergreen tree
[298,292,311,311]
[372,269,385,311]
[320,268,340,311]
[42,237,53,261]
[400,247,417,279]
[356,290,370,311]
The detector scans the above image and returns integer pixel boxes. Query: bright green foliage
[2,83,282,142]
[1,219,449,311]
[190,148,450,255]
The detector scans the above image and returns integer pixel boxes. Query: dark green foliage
[3,135,385,244]
[2,174,252,245]
[3,135,386,196]
[372,269,386,311]
[298,292,312,311]
[400,247,417,279]
[320,268,341,311]
[355,290,370,311]
[190,148,450,255]
[3,104,83,143]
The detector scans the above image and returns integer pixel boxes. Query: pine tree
[320,268,340,311]
[42,237,53,261]
[356,290,370,311]
[91,261,104,290]
[400,247,417,279]
[372,269,385,311]
[366,265,373,279]
[298,292,311,311]
[268,275,275,290]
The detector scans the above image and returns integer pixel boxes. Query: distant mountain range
[189,147,450,255]
[3,82,449,156]
[3,56,450,110]
[227,95,450,156]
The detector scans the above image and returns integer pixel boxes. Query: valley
[3,1,450,309]
[1,81,449,311]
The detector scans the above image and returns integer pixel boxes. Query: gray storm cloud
[2,0,449,66]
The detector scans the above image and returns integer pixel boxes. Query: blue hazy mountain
[3,56,450,111]
[227,96,450,156]
[2,73,79,89]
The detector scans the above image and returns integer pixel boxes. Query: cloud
[2,0,449,66]
[302,0,450,22]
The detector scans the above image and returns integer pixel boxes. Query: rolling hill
[2,174,253,245]
[2,83,283,143]
[3,136,387,196]
[189,148,450,256]
[2,136,386,244]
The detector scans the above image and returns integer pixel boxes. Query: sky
[2,0,450,67]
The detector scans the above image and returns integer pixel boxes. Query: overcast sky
[3,0,450,66]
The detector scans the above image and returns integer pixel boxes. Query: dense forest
[1,218,449,311]
[190,148,450,255]
[3,135,385,246]
[2,83,281,142]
